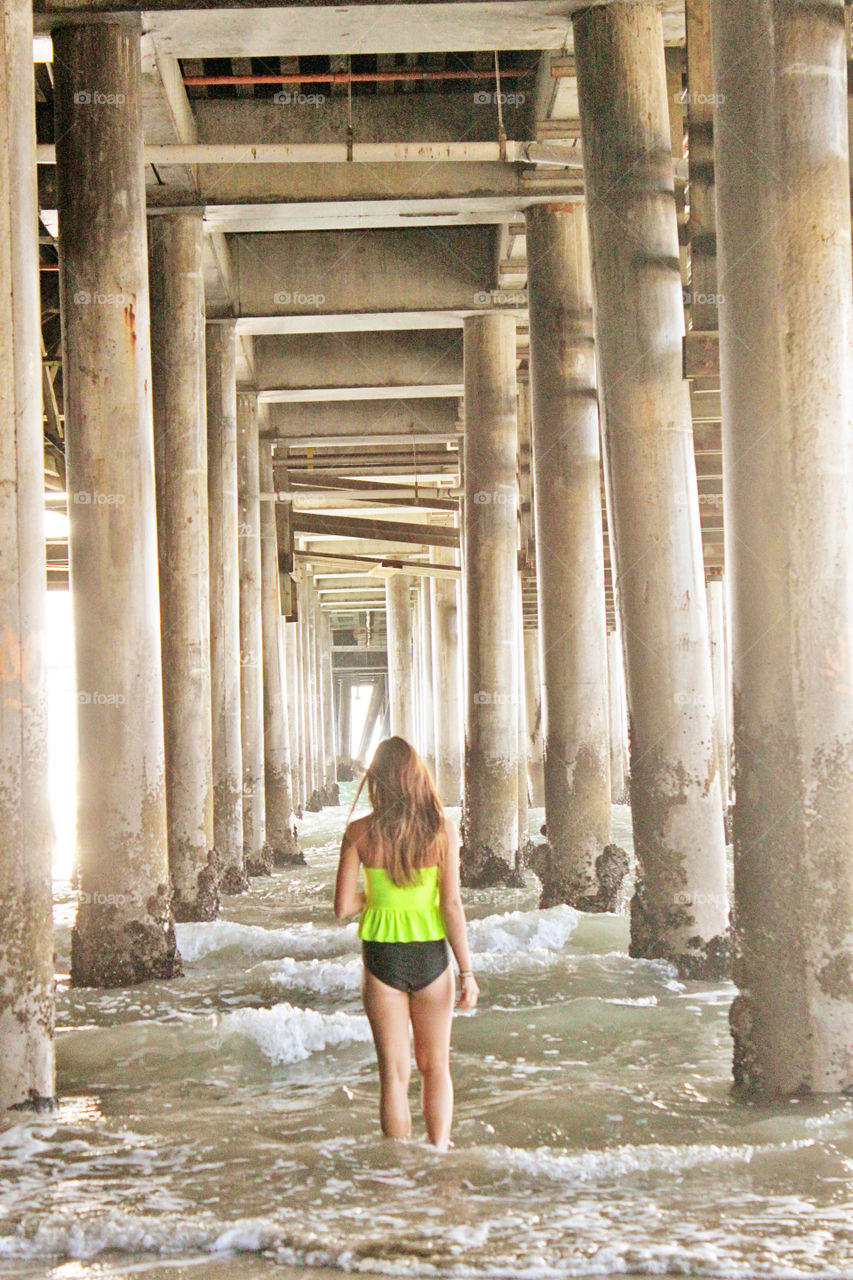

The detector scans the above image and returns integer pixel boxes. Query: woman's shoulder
[344,813,372,846]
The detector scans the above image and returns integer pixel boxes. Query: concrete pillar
[713,0,853,1095]
[526,202,613,909]
[430,548,463,805]
[418,577,436,777]
[206,322,247,894]
[522,629,546,807]
[296,593,316,808]
[54,21,180,985]
[607,629,629,806]
[517,579,530,850]
[461,312,522,886]
[706,576,730,815]
[385,574,416,740]
[284,618,302,814]
[411,584,423,749]
[258,442,301,863]
[310,585,325,803]
[149,213,219,923]
[320,611,339,804]
[337,674,353,775]
[0,0,55,1107]
[302,578,323,810]
[574,2,728,977]
[237,391,272,873]
[309,584,322,806]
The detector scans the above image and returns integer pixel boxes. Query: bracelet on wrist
[460,970,474,979]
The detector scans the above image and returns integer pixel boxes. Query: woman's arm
[334,827,365,919]
[438,819,479,1011]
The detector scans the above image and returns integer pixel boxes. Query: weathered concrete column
[706,576,730,816]
[607,628,629,806]
[418,577,437,777]
[310,585,326,804]
[574,2,728,976]
[149,213,219,923]
[522,629,546,807]
[320,611,340,804]
[526,202,614,910]
[713,0,853,1095]
[517,579,530,851]
[54,21,181,985]
[385,574,416,741]
[430,547,463,804]
[337,674,353,776]
[258,442,301,863]
[237,391,272,872]
[411,584,423,749]
[461,313,522,886]
[302,577,323,810]
[206,322,247,894]
[308,584,322,807]
[284,618,302,813]
[0,0,55,1107]
[296,594,315,808]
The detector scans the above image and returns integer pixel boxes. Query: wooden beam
[294,548,460,578]
[293,511,458,548]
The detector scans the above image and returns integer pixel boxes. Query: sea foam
[175,919,357,964]
[216,1001,371,1064]
[469,905,580,955]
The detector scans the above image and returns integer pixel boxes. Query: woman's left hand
[457,972,479,1011]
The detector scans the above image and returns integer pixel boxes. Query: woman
[334,736,479,1150]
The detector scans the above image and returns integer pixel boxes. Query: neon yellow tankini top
[357,865,447,943]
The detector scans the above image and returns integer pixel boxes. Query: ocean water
[2,792,852,1279]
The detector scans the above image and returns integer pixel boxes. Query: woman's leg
[362,968,413,1139]
[410,965,455,1149]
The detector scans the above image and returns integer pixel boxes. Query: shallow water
[2,793,852,1278]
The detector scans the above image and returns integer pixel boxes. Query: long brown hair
[350,736,447,885]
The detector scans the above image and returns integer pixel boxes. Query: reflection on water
[2,792,852,1278]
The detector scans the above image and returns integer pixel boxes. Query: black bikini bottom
[362,939,450,994]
